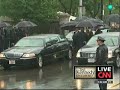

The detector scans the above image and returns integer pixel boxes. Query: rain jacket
[95,44,108,65]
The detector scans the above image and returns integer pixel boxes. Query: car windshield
[87,36,118,46]
[15,38,44,47]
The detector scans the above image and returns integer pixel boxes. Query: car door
[49,36,60,60]
[41,37,55,63]
[57,35,70,58]
[42,36,59,62]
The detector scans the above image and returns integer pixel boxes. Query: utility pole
[100,0,103,20]
[79,0,83,19]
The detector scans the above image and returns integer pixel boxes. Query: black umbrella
[61,21,78,29]
[61,16,89,29]
[106,14,120,23]
[0,21,11,28]
[89,18,103,24]
[76,19,103,28]
[15,20,37,28]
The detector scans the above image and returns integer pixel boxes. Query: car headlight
[0,53,5,58]
[22,53,35,58]
[108,51,113,58]
[76,50,81,58]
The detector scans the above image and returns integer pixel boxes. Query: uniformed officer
[96,36,108,90]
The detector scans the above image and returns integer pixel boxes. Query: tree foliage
[0,0,59,23]
[0,0,119,23]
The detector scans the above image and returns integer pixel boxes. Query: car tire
[66,49,72,60]
[115,54,120,68]
[37,56,43,68]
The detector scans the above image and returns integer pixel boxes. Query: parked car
[76,32,120,68]
[0,34,72,69]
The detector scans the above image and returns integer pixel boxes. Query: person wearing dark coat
[4,29,10,49]
[72,29,87,59]
[89,29,93,39]
[95,36,108,90]
[95,29,102,35]
[72,30,85,51]
[0,30,4,52]
[85,29,93,41]
[81,30,88,44]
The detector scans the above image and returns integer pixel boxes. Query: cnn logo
[96,66,113,79]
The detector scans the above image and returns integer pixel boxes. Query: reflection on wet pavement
[0,60,119,89]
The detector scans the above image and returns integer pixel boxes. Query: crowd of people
[72,27,102,57]
[0,28,29,52]
[0,26,103,53]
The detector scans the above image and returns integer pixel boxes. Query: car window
[15,38,44,47]
[87,36,118,46]
[45,37,50,43]
[50,36,59,43]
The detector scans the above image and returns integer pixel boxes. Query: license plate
[9,60,15,64]
[88,58,95,63]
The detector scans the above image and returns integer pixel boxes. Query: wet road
[0,60,120,89]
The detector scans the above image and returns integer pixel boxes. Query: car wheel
[115,54,120,68]
[37,56,43,68]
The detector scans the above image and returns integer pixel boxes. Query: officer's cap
[97,36,105,41]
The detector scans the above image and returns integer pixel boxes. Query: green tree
[0,0,59,23]
[58,0,79,16]
[0,0,119,23]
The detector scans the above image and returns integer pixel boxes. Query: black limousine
[76,32,120,68]
[0,34,72,69]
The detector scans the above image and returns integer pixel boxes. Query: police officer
[96,36,108,90]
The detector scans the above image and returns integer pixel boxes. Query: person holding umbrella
[72,28,87,60]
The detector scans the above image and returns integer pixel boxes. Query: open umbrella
[89,18,103,24]
[61,16,89,30]
[76,19,103,28]
[15,20,37,28]
[0,21,11,28]
[61,21,78,29]
[105,14,120,23]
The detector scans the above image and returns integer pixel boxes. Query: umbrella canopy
[61,21,78,29]
[15,21,37,28]
[76,19,103,28]
[61,16,89,29]
[106,14,120,23]
[0,21,11,28]
[88,18,103,24]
